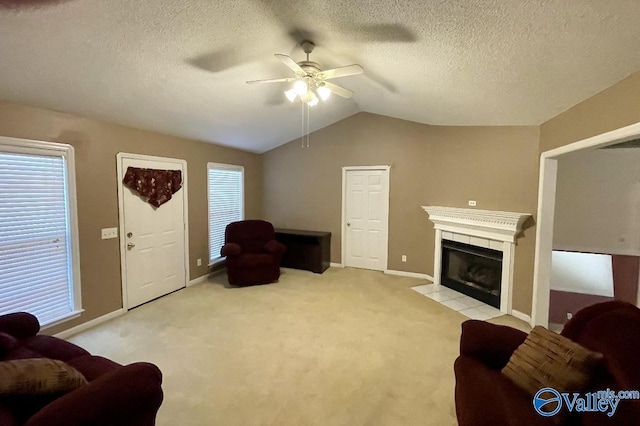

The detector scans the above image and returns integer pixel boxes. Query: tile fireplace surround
[422,206,531,315]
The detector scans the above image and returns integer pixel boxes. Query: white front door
[120,156,186,309]
[344,168,389,271]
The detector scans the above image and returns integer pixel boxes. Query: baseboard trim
[54,309,125,340]
[187,269,225,287]
[511,309,533,325]
[210,268,225,276]
[188,274,209,287]
[384,269,433,281]
[330,262,344,268]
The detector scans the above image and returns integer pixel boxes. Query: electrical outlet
[101,227,118,240]
[468,200,477,207]
[197,258,202,267]
[567,312,573,320]
[401,255,407,262]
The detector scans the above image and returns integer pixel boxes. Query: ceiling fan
[246,41,364,106]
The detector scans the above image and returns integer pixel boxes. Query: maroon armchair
[0,312,163,425]
[221,220,286,286]
[454,301,640,425]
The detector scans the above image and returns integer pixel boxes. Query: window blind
[208,164,243,264]
[0,151,74,326]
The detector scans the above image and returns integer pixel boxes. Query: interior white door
[344,169,389,271]
[121,157,186,308]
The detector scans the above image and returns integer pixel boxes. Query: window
[208,163,244,264]
[0,137,82,327]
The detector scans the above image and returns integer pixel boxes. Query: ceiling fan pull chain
[303,103,308,148]
[299,101,310,148]
[307,103,310,148]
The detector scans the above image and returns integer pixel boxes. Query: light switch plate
[101,227,118,240]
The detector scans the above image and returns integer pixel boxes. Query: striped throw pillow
[0,358,87,395]
[502,326,603,396]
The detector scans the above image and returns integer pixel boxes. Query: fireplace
[422,206,531,315]
[441,240,503,308]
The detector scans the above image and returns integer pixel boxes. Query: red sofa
[221,220,286,286]
[454,301,640,425]
[0,312,163,425]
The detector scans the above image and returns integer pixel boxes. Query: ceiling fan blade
[274,54,305,76]
[317,64,364,80]
[324,82,353,99]
[246,77,296,84]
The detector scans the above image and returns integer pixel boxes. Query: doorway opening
[532,122,640,326]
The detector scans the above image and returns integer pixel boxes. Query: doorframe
[116,152,190,311]
[341,165,391,270]
[532,121,640,326]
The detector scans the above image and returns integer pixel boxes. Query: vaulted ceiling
[0,0,639,153]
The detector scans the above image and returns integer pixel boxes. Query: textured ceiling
[0,1,639,153]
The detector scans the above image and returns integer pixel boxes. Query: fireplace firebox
[441,240,503,308]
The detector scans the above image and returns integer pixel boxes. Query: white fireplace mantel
[421,206,531,243]
[422,206,532,315]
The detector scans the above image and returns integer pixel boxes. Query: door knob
[347,222,351,227]
[127,242,136,250]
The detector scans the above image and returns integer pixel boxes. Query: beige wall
[540,72,640,153]
[0,101,262,334]
[537,71,640,322]
[554,148,640,255]
[263,113,432,274]
[263,113,539,314]
[427,126,540,313]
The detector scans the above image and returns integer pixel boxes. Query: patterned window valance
[123,167,182,208]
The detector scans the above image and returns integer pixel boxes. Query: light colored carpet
[68,267,530,426]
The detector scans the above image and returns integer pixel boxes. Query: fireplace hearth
[441,240,502,308]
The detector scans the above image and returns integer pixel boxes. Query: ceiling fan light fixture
[317,85,331,101]
[293,79,308,95]
[284,88,297,102]
[299,90,312,104]
[307,92,319,107]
